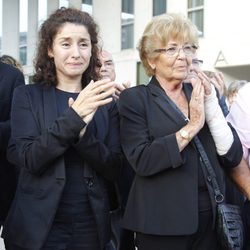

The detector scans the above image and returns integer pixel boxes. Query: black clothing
[136,210,219,250]
[118,76,243,236]
[0,62,25,223]
[3,83,122,250]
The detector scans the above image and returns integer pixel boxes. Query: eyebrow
[104,60,113,63]
[58,37,90,42]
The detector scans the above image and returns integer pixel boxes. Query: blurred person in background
[0,55,23,73]
[3,8,122,250]
[227,83,250,249]
[226,80,248,108]
[0,60,25,250]
[188,60,229,116]
[118,13,243,250]
[97,49,135,250]
[97,49,130,100]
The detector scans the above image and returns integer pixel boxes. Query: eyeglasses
[192,59,203,67]
[154,44,198,57]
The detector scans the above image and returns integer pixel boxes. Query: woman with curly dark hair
[3,8,121,250]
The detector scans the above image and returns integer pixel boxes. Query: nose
[71,44,80,59]
[100,63,107,72]
[177,47,186,58]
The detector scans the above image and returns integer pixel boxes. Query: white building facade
[0,0,250,85]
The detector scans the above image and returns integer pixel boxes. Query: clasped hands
[69,78,115,125]
[188,70,213,134]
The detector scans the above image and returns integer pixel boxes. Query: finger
[189,76,200,88]
[112,94,119,101]
[95,87,115,100]
[93,81,115,94]
[95,97,113,107]
[68,97,75,107]
[115,84,125,92]
[122,81,131,89]
[91,78,112,90]
[115,89,121,96]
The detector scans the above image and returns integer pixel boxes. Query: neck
[56,76,82,93]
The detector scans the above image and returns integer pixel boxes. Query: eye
[183,45,193,52]
[166,46,177,55]
[61,42,70,48]
[79,42,88,48]
[105,62,113,67]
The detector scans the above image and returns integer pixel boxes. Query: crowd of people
[0,7,250,250]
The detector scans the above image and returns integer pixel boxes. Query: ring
[195,96,199,101]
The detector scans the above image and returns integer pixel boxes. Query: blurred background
[0,0,249,86]
[0,0,249,249]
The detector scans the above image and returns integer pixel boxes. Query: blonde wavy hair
[138,13,199,76]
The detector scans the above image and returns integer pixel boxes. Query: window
[82,0,92,15]
[121,0,134,50]
[153,0,166,16]
[19,32,27,65]
[188,0,204,36]
[19,0,27,65]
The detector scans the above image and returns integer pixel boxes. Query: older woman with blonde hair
[118,13,243,250]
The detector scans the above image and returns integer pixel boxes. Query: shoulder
[13,83,49,99]
[0,62,22,77]
[119,85,148,103]
[118,85,149,114]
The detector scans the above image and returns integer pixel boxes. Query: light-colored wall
[93,0,121,53]
[1,0,249,84]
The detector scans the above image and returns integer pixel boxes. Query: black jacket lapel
[43,85,65,179]
[148,77,188,126]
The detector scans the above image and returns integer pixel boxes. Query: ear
[48,48,54,58]
[147,58,156,70]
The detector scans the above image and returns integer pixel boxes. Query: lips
[68,63,83,66]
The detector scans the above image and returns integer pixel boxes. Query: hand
[210,72,225,98]
[189,77,205,132]
[71,78,115,124]
[113,81,131,100]
[197,71,212,96]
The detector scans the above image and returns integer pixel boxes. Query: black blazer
[0,62,25,222]
[3,83,122,250]
[118,76,242,235]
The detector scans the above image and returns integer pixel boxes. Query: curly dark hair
[33,7,100,87]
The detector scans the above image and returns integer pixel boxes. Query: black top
[54,88,94,222]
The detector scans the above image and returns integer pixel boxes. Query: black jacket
[118,76,242,235]
[2,83,122,250]
[0,62,25,222]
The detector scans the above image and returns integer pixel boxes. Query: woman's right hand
[71,78,115,124]
[189,77,205,133]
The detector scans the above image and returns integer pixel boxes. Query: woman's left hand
[197,71,212,96]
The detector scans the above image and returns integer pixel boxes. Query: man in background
[98,49,130,100]
[98,49,135,250]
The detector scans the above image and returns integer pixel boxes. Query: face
[48,22,92,84]
[149,40,193,83]
[98,50,116,81]
[228,92,238,107]
[185,58,202,82]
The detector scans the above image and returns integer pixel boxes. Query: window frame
[187,0,204,37]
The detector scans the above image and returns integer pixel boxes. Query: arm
[229,158,250,200]
[74,101,122,181]
[11,86,86,175]
[119,88,185,177]
[0,71,25,150]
